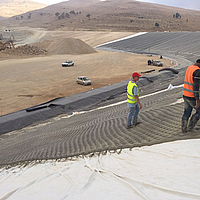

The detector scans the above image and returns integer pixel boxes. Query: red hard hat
[132,72,141,78]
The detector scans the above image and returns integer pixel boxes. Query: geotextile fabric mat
[1,82,200,167]
[1,140,200,199]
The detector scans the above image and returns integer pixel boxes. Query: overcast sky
[33,0,200,10]
[136,0,200,11]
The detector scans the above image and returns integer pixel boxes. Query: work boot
[133,122,142,126]
[188,116,199,131]
[181,119,188,133]
[126,125,133,129]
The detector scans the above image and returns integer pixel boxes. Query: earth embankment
[36,38,97,55]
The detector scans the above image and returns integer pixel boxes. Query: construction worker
[127,72,142,129]
[182,59,200,133]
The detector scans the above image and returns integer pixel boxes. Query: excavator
[0,34,15,51]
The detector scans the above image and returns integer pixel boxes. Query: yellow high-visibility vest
[127,81,139,104]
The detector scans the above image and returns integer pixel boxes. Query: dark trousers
[182,96,200,121]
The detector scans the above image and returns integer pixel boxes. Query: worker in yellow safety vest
[126,72,142,129]
[182,59,200,133]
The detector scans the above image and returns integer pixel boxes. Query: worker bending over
[182,59,200,133]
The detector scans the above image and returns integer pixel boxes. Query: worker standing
[127,72,142,129]
[182,59,200,133]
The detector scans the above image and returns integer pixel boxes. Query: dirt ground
[0,30,175,115]
[0,0,46,18]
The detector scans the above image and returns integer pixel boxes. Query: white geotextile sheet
[0,139,200,200]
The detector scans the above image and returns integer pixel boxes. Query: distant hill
[1,0,200,32]
[0,0,46,17]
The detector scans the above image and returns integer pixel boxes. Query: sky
[136,0,200,11]
[33,0,200,11]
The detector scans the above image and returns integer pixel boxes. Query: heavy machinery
[0,34,15,51]
[0,40,15,51]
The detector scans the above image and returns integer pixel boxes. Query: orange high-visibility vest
[183,65,200,97]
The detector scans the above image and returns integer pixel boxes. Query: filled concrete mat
[87,66,186,110]
[1,31,200,167]
[98,32,188,51]
[0,65,184,136]
[97,32,200,62]
[1,79,200,167]
[0,31,195,136]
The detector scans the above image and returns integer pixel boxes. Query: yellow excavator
[0,34,15,51]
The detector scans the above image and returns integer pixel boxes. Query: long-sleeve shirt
[193,69,200,98]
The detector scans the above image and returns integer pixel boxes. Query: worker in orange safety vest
[182,59,200,133]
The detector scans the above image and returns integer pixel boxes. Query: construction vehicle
[0,34,15,51]
[0,40,15,51]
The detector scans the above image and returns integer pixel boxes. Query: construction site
[0,28,176,116]
[0,30,47,55]
[0,0,200,200]
[0,35,14,51]
[0,28,200,199]
[0,0,200,198]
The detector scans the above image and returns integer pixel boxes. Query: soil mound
[2,44,47,55]
[1,38,96,56]
[37,38,96,55]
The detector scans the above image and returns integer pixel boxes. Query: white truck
[62,60,74,67]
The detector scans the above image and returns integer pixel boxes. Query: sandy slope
[36,38,97,55]
[1,0,200,32]
[0,0,46,18]
[0,50,174,115]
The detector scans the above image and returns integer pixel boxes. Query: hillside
[0,0,46,18]
[1,0,200,32]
